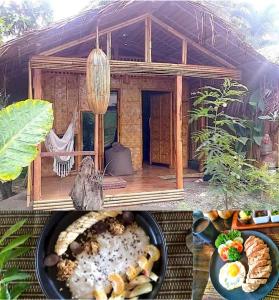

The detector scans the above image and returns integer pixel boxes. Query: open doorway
[142,91,172,167]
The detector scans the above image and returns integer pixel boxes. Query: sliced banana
[93,288,108,300]
[108,273,125,296]
[127,275,151,290]
[126,283,153,298]
[144,245,160,262]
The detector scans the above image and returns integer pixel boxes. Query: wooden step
[33,189,184,211]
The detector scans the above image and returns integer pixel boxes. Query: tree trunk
[0,181,13,200]
[70,156,104,210]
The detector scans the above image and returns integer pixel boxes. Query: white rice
[68,224,150,299]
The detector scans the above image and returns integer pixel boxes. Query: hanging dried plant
[86,43,110,114]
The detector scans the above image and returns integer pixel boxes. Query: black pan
[35,211,168,299]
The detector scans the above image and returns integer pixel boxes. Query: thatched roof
[0,0,278,99]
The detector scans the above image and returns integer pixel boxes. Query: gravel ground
[179,181,279,211]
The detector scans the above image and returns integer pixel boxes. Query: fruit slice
[108,273,125,296]
[126,283,153,298]
[93,288,108,300]
[127,275,151,290]
[149,272,159,282]
[126,265,141,281]
[144,245,160,262]
[137,256,154,276]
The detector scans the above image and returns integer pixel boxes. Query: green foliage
[234,89,265,156]
[191,78,247,162]
[0,99,53,182]
[0,220,31,299]
[208,1,279,49]
[191,79,279,205]
[0,0,53,42]
[215,230,241,248]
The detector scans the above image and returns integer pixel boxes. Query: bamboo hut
[0,1,279,209]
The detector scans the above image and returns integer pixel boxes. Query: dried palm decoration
[86,25,110,114]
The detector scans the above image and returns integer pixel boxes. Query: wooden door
[150,93,172,166]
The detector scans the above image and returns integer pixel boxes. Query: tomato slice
[231,241,243,253]
[219,245,229,261]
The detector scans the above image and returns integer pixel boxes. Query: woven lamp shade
[86,48,110,114]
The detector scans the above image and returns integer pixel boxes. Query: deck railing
[31,150,95,203]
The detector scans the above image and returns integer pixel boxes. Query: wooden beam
[182,39,187,64]
[27,61,33,207]
[107,32,112,59]
[40,14,148,56]
[40,150,95,157]
[31,56,241,80]
[145,16,152,62]
[33,69,42,202]
[94,114,99,170]
[175,75,183,189]
[150,15,236,69]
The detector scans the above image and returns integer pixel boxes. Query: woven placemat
[0,211,193,300]
[202,232,279,300]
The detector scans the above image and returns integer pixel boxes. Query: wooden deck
[41,164,201,201]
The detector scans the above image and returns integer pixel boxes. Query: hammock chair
[45,107,78,177]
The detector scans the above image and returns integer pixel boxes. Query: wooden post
[33,69,42,201]
[182,39,187,64]
[145,16,152,62]
[98,114,104,170]
[175,75,183,189]
[107,32,112,59]
[94,114,99,170]
[27,62,33,206]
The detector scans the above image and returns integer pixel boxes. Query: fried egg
[219,261,246,290]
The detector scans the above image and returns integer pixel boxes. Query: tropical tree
[208,0,279,49]
[0,0,53,43]
[191,79,279,208]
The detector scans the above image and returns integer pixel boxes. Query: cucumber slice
[234,237,244,244]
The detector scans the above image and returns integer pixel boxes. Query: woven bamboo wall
[40,71,189,176]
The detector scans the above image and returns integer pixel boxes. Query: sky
[1,0,279,21]
[49,0,279,21]
[48,0,93,21]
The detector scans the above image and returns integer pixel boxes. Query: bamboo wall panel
[40,71,189,176]
[41,71,80,177]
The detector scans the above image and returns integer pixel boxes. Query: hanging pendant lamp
[86,25,110,114]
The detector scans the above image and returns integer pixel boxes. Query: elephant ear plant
[191,78,279,208]
[0,219,31,299]
[0,99,53,182]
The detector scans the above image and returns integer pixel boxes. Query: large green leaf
[10,283,29,299]
[0,285,10,300]
[0,247,30,269]
[0,99,53,181]
[0,272,29,284]
[0,235,31,255]
[0,220,26,245]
